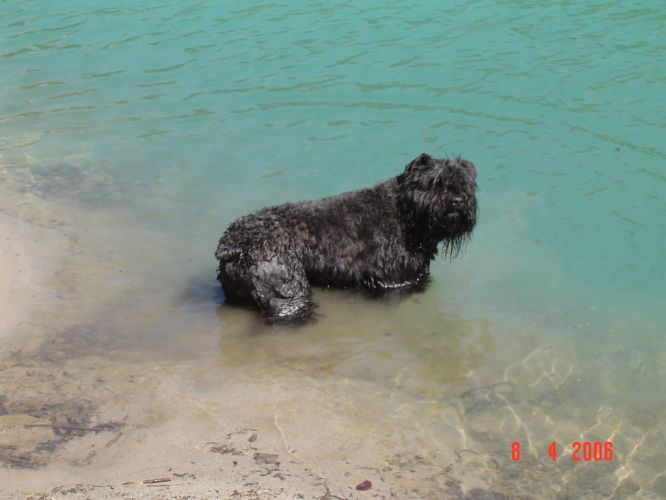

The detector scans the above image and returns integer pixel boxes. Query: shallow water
[1,0,665,497]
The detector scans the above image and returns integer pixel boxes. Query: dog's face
[398,153,477,255]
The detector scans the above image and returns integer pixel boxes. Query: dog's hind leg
[248,258,313,323]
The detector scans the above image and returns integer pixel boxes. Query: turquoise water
[2,0,665,496]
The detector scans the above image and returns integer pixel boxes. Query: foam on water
[1,0,665,496]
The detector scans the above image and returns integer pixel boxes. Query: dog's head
[398,153,477,256]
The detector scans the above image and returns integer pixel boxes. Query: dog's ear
[405,153,432,173]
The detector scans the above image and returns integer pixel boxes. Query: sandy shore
[0,211,37,339]
[0,357,481,499]
[0,209,67,345]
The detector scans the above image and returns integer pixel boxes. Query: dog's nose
[451,196,463,206]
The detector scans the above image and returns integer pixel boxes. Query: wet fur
[215,154,478,323]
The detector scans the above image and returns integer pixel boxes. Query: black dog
[215,154,477,323]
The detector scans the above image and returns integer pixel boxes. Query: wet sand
[0,209,67,347]
[1,212,42,339]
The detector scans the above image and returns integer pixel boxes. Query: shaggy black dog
[216,153,477,323]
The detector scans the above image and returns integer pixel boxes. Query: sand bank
[0,355,496,499]
[0,209,67,344]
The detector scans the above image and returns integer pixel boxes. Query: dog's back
[217,180,415,288]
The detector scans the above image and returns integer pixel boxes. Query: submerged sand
[0,180,664,499]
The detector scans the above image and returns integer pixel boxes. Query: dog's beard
[402,195,476,257]
[431,203,476,259]
[441,232,471,259]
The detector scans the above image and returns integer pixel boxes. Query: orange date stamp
[511,441,614,462]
